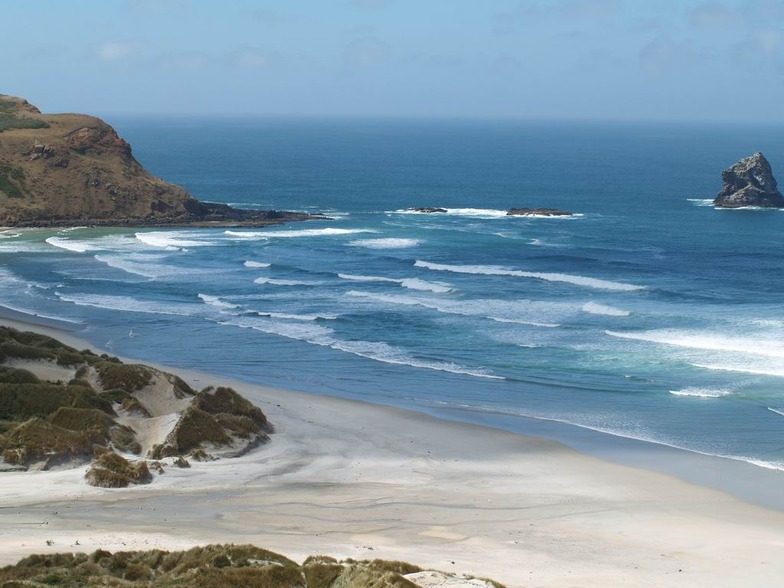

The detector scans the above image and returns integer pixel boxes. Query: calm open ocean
[2,118,784,472]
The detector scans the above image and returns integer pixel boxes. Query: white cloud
[690,2,737,28]
[98,41,135,62]
[233,48,270,69]
[344,37,390,67]
[639,37,698,74]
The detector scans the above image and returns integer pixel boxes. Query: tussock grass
[195,386,269,429]
[0,365,40,384]
[167,407,231,452]
[96,363,153,394]
[0,544,506,587]
[2,418,99,465]
[85,451,151,488]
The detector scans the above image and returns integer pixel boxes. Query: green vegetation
[167,407,231,452]
[0,114,48,132]
[1,418,100,465]
[0,326,269,476]
[194,386,269,429]
[0,163,26,199]
[96,363,153,394]
[0,544,492,588]
[0,327,100,366]
[85,451,151,488]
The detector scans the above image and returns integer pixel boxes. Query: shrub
[166,407,230,453]
[2,418,99,465]
[0,366,40,384]
[194,387,268,429]
[85,452,151,488]
[96,363,152,394]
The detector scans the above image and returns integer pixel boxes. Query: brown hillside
[0,94,316,227]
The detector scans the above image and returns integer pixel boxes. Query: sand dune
[1,317,784,587]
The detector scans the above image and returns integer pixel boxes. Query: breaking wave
[416,260,645,292]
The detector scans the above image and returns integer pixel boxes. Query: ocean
[2,118,784,474]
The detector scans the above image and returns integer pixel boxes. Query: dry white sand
[1,317,784,587]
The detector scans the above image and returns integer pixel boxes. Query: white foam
[669,387,732,398]
[198,294,239,310]
[135,232,211,249]
[338,273,398,283]
[244,260,271,268]
[687,198,716,207]
[692,362,784,378]
[253,277,321,286]
[606,330,784,359]
[416,260,645,292]
[348,238,420,249]
[392,207,572,219]
[220,316,501,379]
[56,292,200,316]
[338,273,454,293]
[253,311,336,321]
[94,254,198,279]
[346,290,564,327]
[45,237,91,253]
[399,278,453,293]
[226,228,375,239]
[582,302,630,317]
[768,407,784,417]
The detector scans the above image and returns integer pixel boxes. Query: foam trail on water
[416,260,644,292]
[347,290,563,327]
[254,277,322,286]
[338,273,398,283]
[768,407,784,417]
[45,237,91,253]
[221,315,501,379]
[606,330,784,359]
[94,254,202,279]
[252,311,337,321]
[692,362,784,378]
[135,232,211,249]
[348,238,420,249]
[338,273,454,293]
[56,292,200,316]
[669,387,732,398]
[399,278,453,293]
[244,260,270,268]
[198,294,239,310]
[582,302,630,317]
[226,228,375,239]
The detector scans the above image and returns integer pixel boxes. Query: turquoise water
[2,118,784,470]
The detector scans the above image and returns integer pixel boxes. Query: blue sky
[5,0,784,121]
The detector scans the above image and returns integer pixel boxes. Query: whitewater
[1,118,784,472]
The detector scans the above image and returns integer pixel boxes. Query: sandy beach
[1,316,784,587]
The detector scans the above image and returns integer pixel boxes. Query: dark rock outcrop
[507,208,572,217]
[410,207,448,213]
[0,94,322,227]
[714,152,784,208]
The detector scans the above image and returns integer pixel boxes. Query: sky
[4,0,784,122]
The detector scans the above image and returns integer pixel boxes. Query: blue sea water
[2,118,784,472]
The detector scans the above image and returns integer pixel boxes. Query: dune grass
[0,544,494,588]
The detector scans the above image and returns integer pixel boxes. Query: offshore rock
[0,94,321,227]
[410,207,448,213]
[713,152,784,208]
[506,208,572,216]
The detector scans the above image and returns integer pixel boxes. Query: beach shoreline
[2,311,784,587]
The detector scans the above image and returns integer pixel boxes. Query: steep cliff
[0,94,314,226]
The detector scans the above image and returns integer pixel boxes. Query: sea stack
[713,152,784,208]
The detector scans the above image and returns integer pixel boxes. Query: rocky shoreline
[0,94,322,228]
